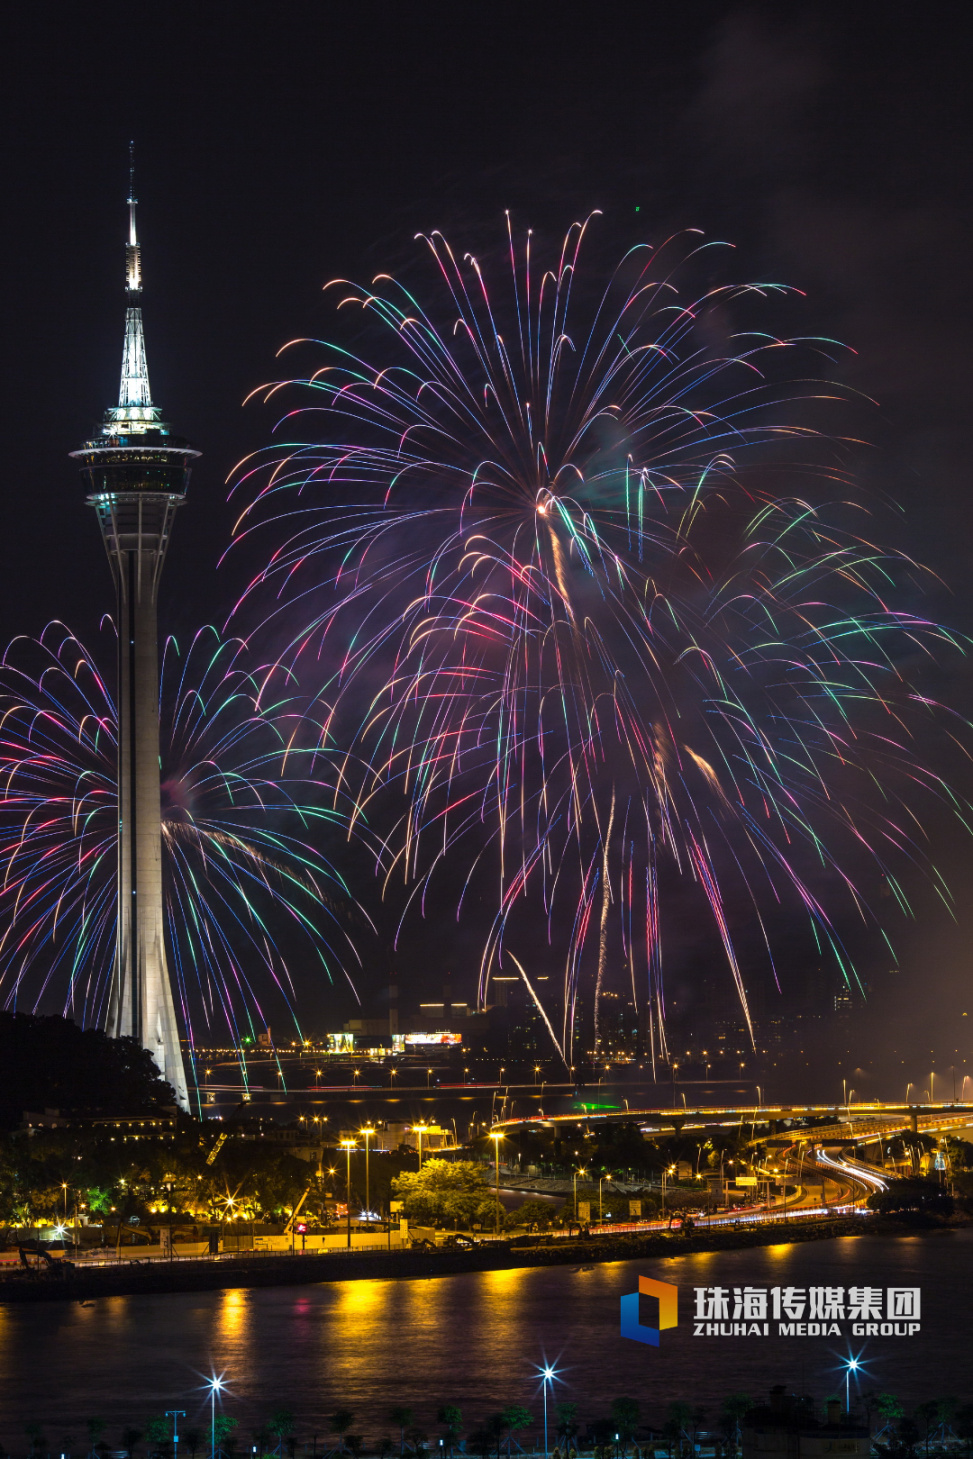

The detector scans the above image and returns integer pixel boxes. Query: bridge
[491,1101,973,1142]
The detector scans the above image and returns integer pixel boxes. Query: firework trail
[0,620,368,1077]
[229,215,971,1067]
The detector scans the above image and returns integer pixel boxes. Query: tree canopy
[0,1012,176,1130]
[390,1159,495,1228]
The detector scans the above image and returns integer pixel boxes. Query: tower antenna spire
[125,140,141,294]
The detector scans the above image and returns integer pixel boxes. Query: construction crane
[203,1100,249,1165]
[283,1187,312,1236]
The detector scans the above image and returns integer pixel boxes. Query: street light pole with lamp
[539,1366,557,1458]
[488,1131,504,1233]
[360,1126,375,1217]
[572,1166,587,1226]
[414,1121,428,1170]
[166,1412,186,1459]
[843,1356,861,1413]
[340,1139,356,1248]
[207,1377,225,1459]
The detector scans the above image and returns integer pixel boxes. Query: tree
[145,1418,173,1459]
[556,1405,578,1451]
[391,1161,494,1228]
[437,1407,463,1458]
[589,1420,613,1459]
[0,1012,176,1131]
[898,1417,920,1457]
[467,1433,495,1459]
[612,1400,640,1456]
[87,1420,107,1459]
[122,1428,143,1459]
[507,1199,555,1232]
[867,1179,953,1219]
[182,1431,203,1459]
[501,1407,533,1457]
[405,1426,429,1458]
[953,1404,973,1453]
[268,1411,295,1458]
[213,1416,238,1459]
[331,1413,355,1453]
[720,1395,752,1453]
[389,1409,414,1457]
[25,1425,45,1458]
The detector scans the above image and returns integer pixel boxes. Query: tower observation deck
[70,150,198,1109]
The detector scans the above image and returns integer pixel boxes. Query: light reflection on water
[0,1232,969,1443]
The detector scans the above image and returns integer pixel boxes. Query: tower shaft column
[102,492,188,1107]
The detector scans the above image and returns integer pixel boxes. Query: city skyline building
[70,150,198,1109]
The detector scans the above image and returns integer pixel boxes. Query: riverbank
[2,1211,953,1304]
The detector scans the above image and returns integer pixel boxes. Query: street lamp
[427,1067,433,1089]
[360,1126,375,1217]
[538,1365,558,1458]
[488,1131,504,1233]
[207,1377,225,1459]
[534,1065,541,1085]
[573,1166,587,1224]
[414,1121,428,1170]
[843,1355,861,1412]
[340,1139,356,1249]
[166,1413,186,1459]
[353,1068,360,1086]
[661,1164,675,1219]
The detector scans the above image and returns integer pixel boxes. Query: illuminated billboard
[325,1032,355,1053]
[402,1031,462,1046]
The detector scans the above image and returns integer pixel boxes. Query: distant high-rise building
[70,149,198,1108]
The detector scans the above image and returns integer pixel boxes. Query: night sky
[2,2,972,1091]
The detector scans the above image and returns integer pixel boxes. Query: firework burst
[230,215,971,1066]
[0,620,368,1076]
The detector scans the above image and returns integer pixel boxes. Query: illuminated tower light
[70,145,198,1109]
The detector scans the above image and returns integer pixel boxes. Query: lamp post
[489,1131,504,1233]
[208,1377,225,1459]
[573,1166,587,1225]
[415,1122,428,1170]
[661,1164,674,1219]
[534,1065,541,1086]
[340,1139,356,1249]
[540,1367,556,1458]
[843,1356,860,1412]
[360,1126,375,1218]
[427,1067,433,1089]
[167,1412,186,1459]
